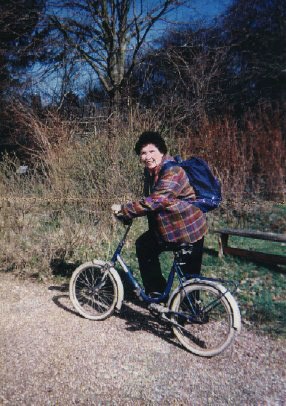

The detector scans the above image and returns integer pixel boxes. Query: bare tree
[47,0,188,105]
[129,27,228,124]
[0,0,45,147]
[221,0,286,108]
[0,0,45,95]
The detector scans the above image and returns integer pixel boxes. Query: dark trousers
[135,230,204,294]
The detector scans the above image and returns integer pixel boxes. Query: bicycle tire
[69,261,118,320]
[171,283,238,357]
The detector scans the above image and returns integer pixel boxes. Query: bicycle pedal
[148,303,169,314]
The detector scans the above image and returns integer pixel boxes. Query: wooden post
[218,233,229,258]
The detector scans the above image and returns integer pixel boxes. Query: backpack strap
[160,155,182,175]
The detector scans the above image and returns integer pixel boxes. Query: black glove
[116,214,133,226]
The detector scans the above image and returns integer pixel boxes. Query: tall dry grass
[174,103,286,202]
[0,103,163,278]
[0,101,285,279]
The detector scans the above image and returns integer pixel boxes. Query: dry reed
[0,101,285,278]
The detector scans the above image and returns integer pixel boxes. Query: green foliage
[204,227,286,337]
[211,201,286,234]
[109,216,286,338]
[0,109,285,339]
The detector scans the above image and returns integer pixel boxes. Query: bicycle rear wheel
[171,283,237,357]
[69,261,118,320]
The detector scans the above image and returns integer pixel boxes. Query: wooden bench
[212,228,286,266]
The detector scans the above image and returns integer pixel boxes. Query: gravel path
[0,272,285,405]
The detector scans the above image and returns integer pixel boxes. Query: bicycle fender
[213,281,241,333]
[168,279,241,333]
[91,259,124,311]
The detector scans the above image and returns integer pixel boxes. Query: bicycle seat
[174,243,194,252]
[161,242,194,253]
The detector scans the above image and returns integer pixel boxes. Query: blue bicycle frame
[110,223,185,304]
[110,222,238,308]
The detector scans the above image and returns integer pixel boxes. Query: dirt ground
[0,272,285,405]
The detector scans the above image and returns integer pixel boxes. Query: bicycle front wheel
[171,283,237,357]
[69,261,118,320]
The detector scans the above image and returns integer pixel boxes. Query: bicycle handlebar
[113,213,133,226]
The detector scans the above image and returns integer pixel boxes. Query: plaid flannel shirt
[121,156,207,243]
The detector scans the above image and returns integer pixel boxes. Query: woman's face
[140,143,164,171]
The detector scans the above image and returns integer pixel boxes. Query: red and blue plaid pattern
[121,157,207,243]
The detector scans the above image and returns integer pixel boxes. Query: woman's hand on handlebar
[111,204,132,225]
[111,204,122,215]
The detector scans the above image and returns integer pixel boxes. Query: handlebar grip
[115,215,132,226]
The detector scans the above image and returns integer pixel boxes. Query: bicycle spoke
[171,284,236,356]
[70,263,118,320]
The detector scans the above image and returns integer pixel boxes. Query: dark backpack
[161,156,222,213]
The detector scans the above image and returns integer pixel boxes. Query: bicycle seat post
[173,252,187,285]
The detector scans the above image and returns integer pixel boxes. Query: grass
[202,232,286,337]
[221,236,285,255]
[1,195,284,338]
[95,214,285,338]
[0,106,285,339]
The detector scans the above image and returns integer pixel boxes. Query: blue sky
[150,0,233,26]
[146,0,233,40]
[189,0,232,20]
[30,0,234,103]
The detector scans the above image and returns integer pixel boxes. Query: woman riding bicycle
[112,131,207,296]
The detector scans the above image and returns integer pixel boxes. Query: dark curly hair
[134,131,168,155]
